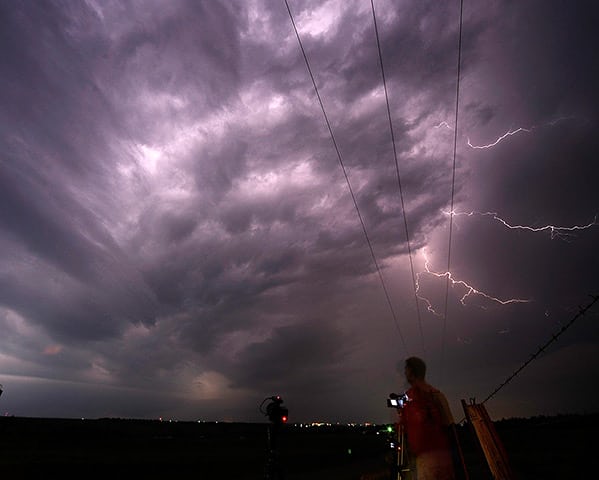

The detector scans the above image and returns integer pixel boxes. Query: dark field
[0,414,597,479]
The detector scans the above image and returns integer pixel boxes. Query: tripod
[260,395,288,479]
[391,410,411,480]
[264,421,284,480]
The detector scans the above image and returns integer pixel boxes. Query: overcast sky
[1,0,598,423]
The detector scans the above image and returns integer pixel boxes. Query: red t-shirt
[401,385,452,456]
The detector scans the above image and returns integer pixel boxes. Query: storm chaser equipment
[387,392,409,409]
[387,392,411,480]
[260,396,288,480]
[261,395,288,424]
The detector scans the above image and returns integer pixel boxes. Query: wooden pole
[461,400,513,480]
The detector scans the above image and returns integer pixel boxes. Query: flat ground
[0,414,596,479]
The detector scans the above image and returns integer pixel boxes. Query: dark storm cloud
[0,2,122,185]
[417,0,599,417]
[192,137,249,201]
[0,2,157,349]
[0,0,598,422]
[447,1,599,311]
[99,0,244,145]
[226,319,354,393]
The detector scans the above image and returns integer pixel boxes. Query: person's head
[404,357,426,385]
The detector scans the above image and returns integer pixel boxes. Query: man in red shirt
[400,357,456,480]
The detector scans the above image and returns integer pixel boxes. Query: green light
[387,426,393,433]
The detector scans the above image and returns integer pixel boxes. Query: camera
[261,395,289,424]
[387,392,409,409]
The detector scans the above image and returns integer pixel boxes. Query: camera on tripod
[387,392,409,409]
[261,395,289,424]
[261,395,288,479]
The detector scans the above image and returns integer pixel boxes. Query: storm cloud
[1,0,598,422]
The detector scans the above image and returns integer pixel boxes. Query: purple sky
[1,0,598,423]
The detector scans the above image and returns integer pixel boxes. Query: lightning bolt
[467,127,532,149]
[434,121,452,130]
[415,251,530,317]
[466,116,575,149]
[445,210,598,240]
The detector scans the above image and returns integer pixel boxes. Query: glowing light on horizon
[444,210,598,240]
[415,251,530,316]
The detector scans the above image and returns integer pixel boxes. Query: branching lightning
[467,127,531,149]
[415,251,530,317]
[466,116,575,149]
[445,210,598,240]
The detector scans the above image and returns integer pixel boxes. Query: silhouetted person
[401,357,455,480]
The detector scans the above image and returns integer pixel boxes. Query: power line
[370,0,425,355]
[284,0,408,353]
[481,294,599,405]
[441,0,464,382]
[455,294,599,425]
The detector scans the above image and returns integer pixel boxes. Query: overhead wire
[441,0,464,383]
[370,0,426,355]
[455,294,599,424]
[285,1,591,421]
[432,0,599,421]
[481,294,599,405]
[284,0,408,353]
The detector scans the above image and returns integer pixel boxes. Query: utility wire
[370,0,425,355]
[455,294,599,425]
[481,294,599,404]
[441,0,464,383]
[284,0,408,353]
